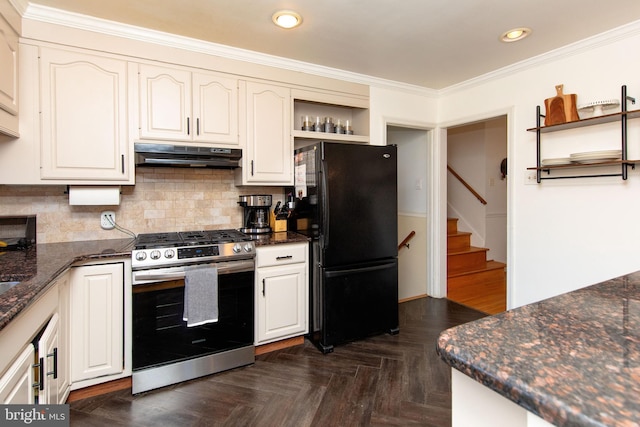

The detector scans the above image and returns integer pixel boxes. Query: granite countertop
[0,238,135,332]
[0,231,309,333]
[251,231,311,246]
[437,272,640,427]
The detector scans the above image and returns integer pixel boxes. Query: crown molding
[19,2,436,97]
[18,2,637,98]
[439,19,640,95]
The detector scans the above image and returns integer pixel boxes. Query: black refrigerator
[288,142,398,354]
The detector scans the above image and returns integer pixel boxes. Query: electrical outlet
[524,170,539,185]
[100,211,116,230]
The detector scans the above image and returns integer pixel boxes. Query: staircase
[447,218,506,314]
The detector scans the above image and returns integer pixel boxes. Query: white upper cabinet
[239,81,292,185]
[137,63,239,145]
[192,71,238,144]
[39,46,131,182]
[0,9,19,137]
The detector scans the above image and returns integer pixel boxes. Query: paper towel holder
[67,186,121,206]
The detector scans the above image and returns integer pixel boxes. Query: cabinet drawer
[256,243,307,268]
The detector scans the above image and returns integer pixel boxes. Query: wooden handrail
[398,231,416,251]
[447,165,488,205]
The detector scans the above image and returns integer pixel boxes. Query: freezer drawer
[311,258,399,353]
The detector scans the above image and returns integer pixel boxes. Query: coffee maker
[238,195,272,234]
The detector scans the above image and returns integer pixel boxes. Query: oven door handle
[133,259,254,284]
[134,271,186,282]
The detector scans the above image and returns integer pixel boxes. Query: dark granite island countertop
[0,238,135,332]
[437,272,640,427]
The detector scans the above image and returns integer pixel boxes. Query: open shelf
[527,109,640,133]
[527,85,637,182]
[292,130,369,143]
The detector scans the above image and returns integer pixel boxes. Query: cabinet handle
[197,118,200,136]
[47,348,58,379]
[276,255,293,261]
[121,155,125,174]
[262,278,265,296]
[187,117,190,135]
[33,358,44,391]
[251,160,254,176]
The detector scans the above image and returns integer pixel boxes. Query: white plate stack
[540,157,572,166]
[569,149,622,164]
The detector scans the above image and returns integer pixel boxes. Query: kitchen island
[437,272,639,427]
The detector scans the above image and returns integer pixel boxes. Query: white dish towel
[183,265,219,327]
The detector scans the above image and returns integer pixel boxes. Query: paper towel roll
[68,186,121,205]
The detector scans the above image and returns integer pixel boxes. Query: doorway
[387,125,430,301]
[447,116,507,262]
[446,115,508,311]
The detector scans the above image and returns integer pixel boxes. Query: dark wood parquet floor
[69,297,485,427]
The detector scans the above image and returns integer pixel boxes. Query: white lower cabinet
[36,312,62,404]
[255,243,308,345]
[69,262,124,386]
[0,345,35,404]
[0,276,68,404]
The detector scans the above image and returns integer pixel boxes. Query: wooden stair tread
[447,245,488,255]
[446,217,506,314]
[447,231,471,237]
[447,260,506,278]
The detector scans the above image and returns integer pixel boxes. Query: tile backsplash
[0,168,283,244]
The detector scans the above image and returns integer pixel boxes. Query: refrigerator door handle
[321,165,329,249]
[324,260,397,278]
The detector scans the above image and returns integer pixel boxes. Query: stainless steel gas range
[131,229,256,394]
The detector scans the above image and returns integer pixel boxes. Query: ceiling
[17,0,640,89]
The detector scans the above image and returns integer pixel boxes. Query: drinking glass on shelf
[301,115,313,131]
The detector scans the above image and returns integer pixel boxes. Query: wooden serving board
[544,84,579,126]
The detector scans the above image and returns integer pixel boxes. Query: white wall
[369,86,447,297]
[390,126,429,300]
[439,22,640,307]
[447,122,487,243]
[447,117,507,263]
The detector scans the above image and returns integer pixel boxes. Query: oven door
[131,259,254,371]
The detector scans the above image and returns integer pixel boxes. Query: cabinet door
[70,263,124,383]
[56,274,70,403]
[37,313,59,404]
[138,63,192,141]
[0,345,35,404]
[39,47,130,181]
[244,81,292,184]
[193,72,238,145]
[0,12,18,136]
[256,263,307,344]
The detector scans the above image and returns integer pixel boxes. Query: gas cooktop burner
[135,229,252,249]
[132,228,255,270]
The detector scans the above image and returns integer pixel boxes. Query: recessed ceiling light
[500,27,532,42]
[272,10,302,29]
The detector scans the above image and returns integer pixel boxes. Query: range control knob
[232,243,242,253]
[150,250,161,260]
[164,249,175,259]
[135,252,147,261]
[243,243,253,253]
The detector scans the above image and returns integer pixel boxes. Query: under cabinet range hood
[134,143,242,168]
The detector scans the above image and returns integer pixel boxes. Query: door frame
[381,117,442,297]
[439,107,514,307]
